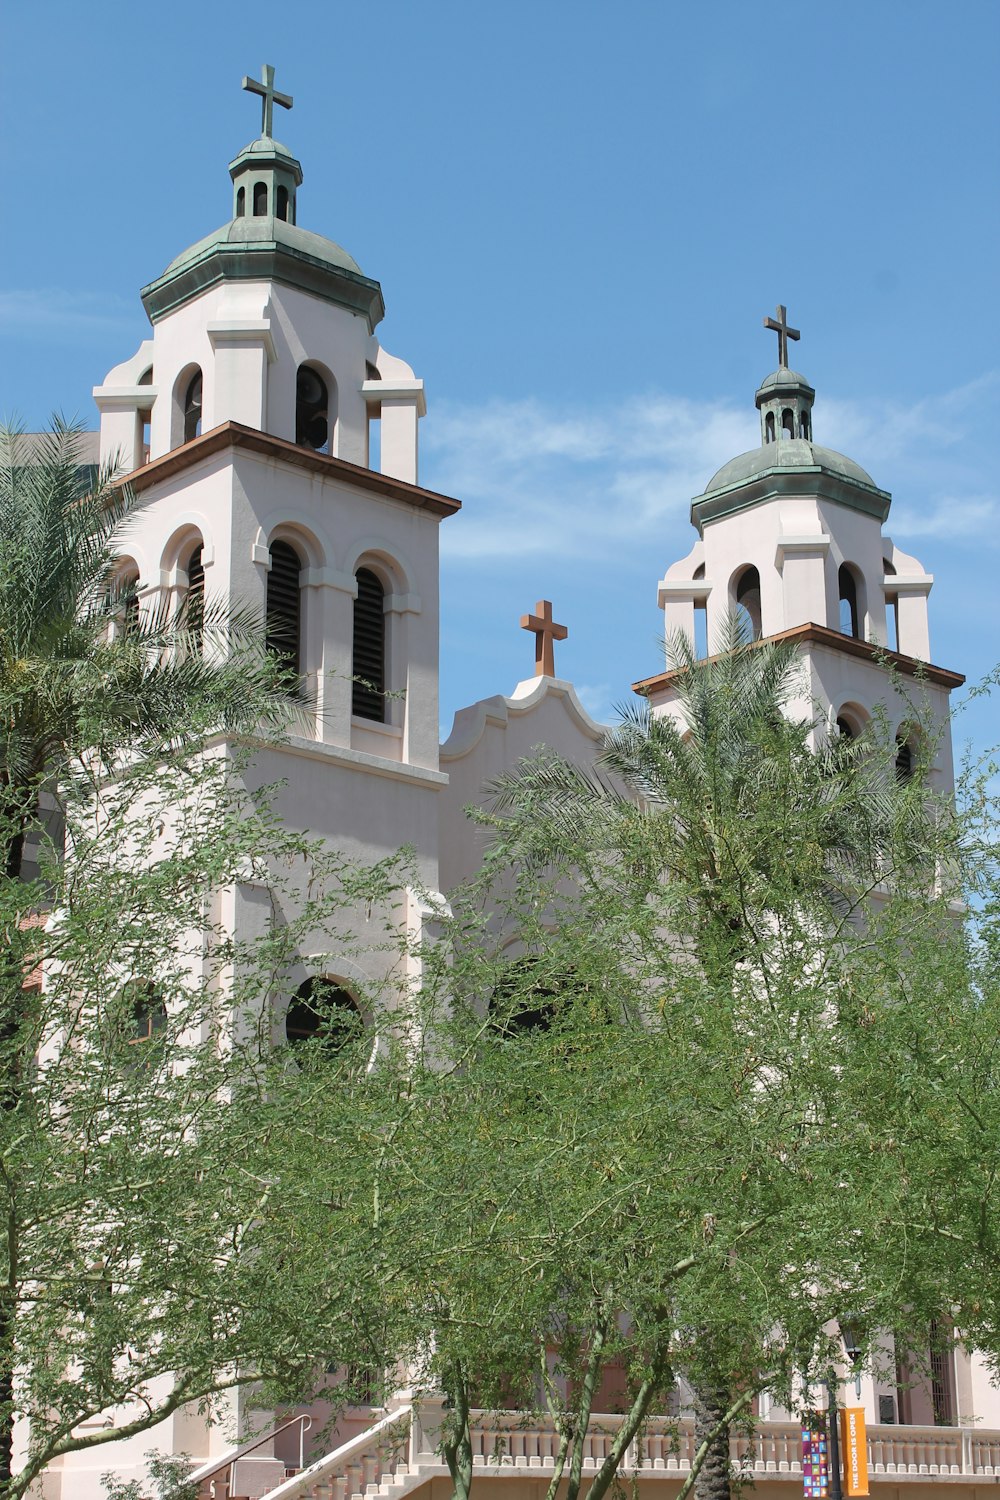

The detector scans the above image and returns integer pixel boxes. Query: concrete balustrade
[241,1407,1000,1499]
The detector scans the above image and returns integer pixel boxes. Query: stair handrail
[187,1411,312,1492]
[261,1404,413,1500]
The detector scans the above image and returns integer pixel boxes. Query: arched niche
[284,976,363,1050]
[110,557,141,639]
[834,702,868,741]
[732,564,762,641]
[838,563,865,639]
[295,362,336,453]
[171,364,204,450]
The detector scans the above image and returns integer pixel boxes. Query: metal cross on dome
[763,303,800,368]
[520,599,568,678]
[242,64,293,139]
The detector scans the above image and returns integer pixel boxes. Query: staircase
[260,1406,422,1500]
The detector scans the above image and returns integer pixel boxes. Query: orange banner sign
[840,1407,869,1497]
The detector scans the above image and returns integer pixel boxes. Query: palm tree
[486,617,923,1500]
[0,420,300,881]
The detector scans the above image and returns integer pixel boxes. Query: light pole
[827,1321,864,1500]
[826,1373,844,1500]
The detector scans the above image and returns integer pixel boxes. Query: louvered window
[186,545,204,648]
[266,541,302,678]
[352,568,385,721]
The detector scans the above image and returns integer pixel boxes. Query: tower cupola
[755,305,815,444]
[230,66,303,225]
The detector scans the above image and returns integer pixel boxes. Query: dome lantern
[756,305,815,444]
[230,65,303,225]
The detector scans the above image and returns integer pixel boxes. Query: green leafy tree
[0,420,425,1498]
[0,748,411,1500]
[469,621,952,1500]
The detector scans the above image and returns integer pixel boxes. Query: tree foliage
[0,749,411,1500]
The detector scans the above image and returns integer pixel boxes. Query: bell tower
[640,308,962,781]
[90,61,460,795]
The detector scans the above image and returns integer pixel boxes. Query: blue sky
[2,2,997,761]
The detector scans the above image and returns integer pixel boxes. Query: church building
[47,64,994,1500]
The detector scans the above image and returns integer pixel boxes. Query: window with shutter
[186,545,204,648]
[266,541,302,678]
[352,568,385,721]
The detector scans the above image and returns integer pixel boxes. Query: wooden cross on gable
[520,599,568,678]
[763,303,800,368]
[242,63,293,139]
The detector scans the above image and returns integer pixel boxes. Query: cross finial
[242,64,293,139]
[520,600,568,678]
[763,304,800,368]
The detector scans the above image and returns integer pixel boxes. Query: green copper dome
[139,71,385,331]
[690,314,892,532]
[161,216,366,281]
[140,215,385,330]
[756,367,813,395]
[706,440,877,493]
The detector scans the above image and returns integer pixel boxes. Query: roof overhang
[633,622,964,696]
[141,241,385,331]
[116,421,461,519]
[691,467,891,534]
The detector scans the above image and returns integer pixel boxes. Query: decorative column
[889,573,933,661]
[774,534,831,631]
[93,383,159,473]
[657,578,711,648]
[207,320,275,430]
[362,378,426,484]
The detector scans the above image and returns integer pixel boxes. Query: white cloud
[425,375,999,565]
[573,682,614,725]
[889,495,1000,541]
[426,393,756,562]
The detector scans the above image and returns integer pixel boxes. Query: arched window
[836,717,856,740]
[366,361,382,469]
[734,566,762,641]
[781,408,795,439]
[895,731,915,782]
[185,544,205,648]
[183,371,202,445]
[839,564,860,638]
[799,410,810,439]
[295,365,329,451]
[765,412,776,444]
[111,565,141,639]
[276,185,289,221]
[125,981,167,1046]
[285,978,362,1049]
[884,558,899,652]
[236,185,246,217]
[266,541,302,678]
[352,568,385,721]
[692,564,707,658]
[489,959,560,1038]
[253,181,267,216]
